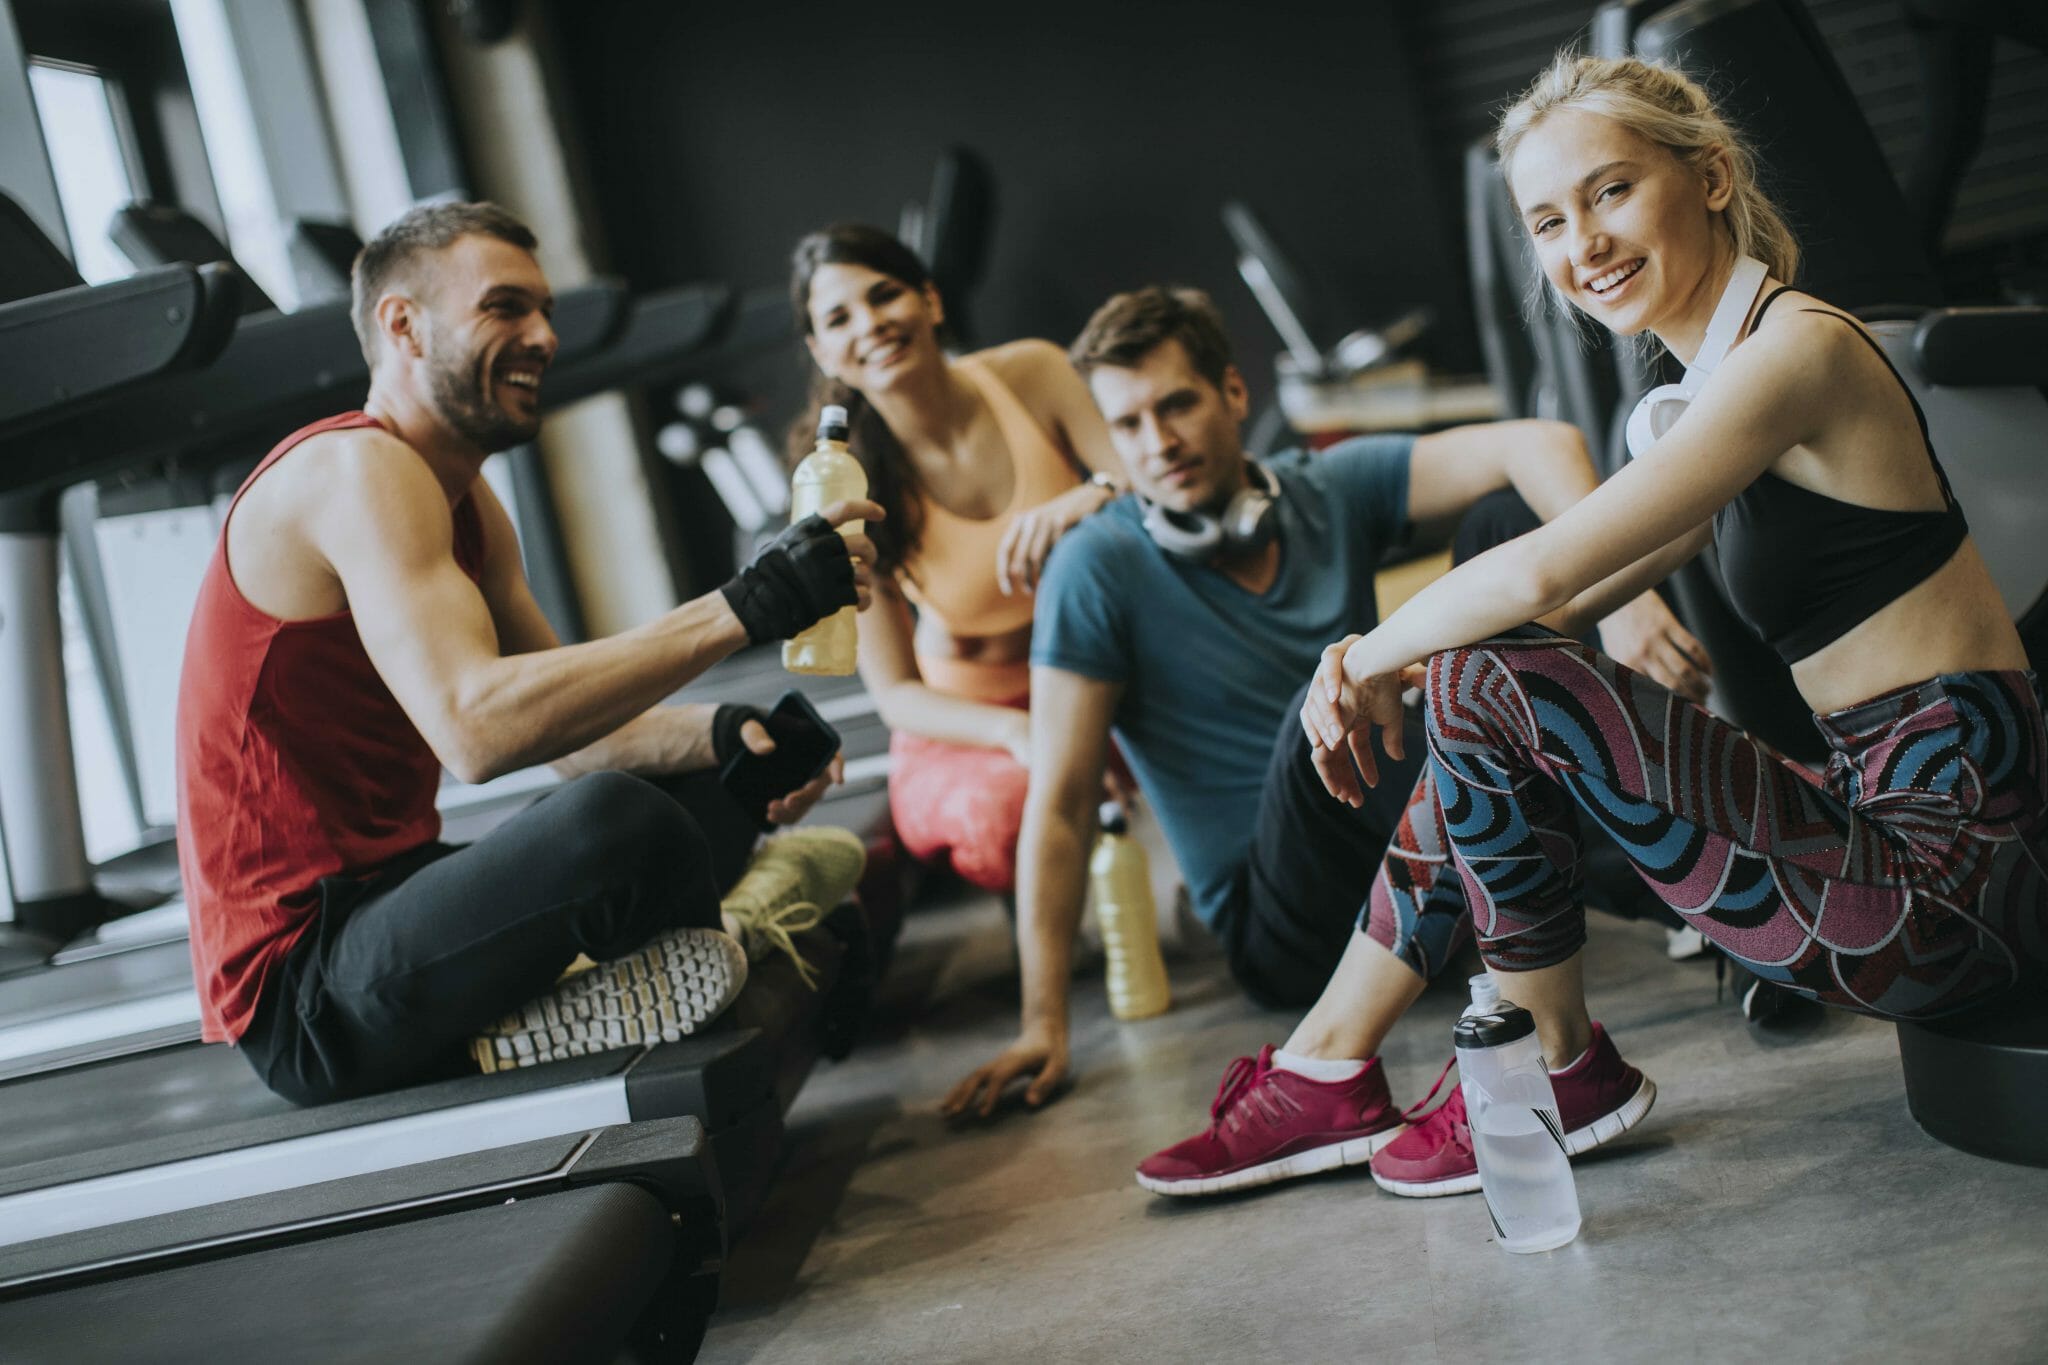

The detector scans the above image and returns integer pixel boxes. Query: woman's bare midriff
[1790,540,2031,715]
[914,614,1034,665]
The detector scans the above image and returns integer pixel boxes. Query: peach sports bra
[900,356,1081,697]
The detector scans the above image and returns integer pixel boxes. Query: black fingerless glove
[720,514,857,644]
[711,702,767,770]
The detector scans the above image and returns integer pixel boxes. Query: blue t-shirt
[1031,435,1414,929]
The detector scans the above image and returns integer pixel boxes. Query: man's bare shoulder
[234,425,456,582]
[286,425,434,490]
[269,427,447,528]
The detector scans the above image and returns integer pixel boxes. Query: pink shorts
[888,726,1030,894]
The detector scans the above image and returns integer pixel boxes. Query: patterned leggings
[1366,626,2048,1020]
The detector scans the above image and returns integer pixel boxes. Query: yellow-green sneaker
[720,827,866,990]
[470,927,748,1074]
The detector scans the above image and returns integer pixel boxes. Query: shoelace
[1209,1055,1262,1123]
[1398,1056,1471,1152]
[728,895,825,989]
[1206,1053,1302,1133]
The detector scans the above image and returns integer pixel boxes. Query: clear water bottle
[784,404,867,676]
[1090,802,1170,1021]
[1453,975,1581,1253]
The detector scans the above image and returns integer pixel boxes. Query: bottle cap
[818,404,850,442]
[1453,1004,1536,1051]
[1468,973,1500,1010]
[1098,801,1128,836]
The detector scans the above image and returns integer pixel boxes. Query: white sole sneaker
[1371,1074,1658,1198]
[1135,1124,1406,1197]
[472,928,748,1074]
[1370,1164,1485,1198]
[1562,1074,1658,1156]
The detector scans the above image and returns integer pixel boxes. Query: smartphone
[719,689,842,828]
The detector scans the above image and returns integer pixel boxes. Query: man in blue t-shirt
[943,288,1710,1157]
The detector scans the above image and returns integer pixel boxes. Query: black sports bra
[1714,288,1969,664]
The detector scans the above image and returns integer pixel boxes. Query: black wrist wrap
[719,514,857,643]
[711,703,767,769]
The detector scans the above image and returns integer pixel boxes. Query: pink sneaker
[1369,1021,1657,1198]
[1136,1046,1406,1196]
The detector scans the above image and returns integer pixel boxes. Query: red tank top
[176,411,485,1043]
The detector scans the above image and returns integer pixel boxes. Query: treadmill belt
[0,1046,629,1194]
[0,1183,679,1365]
[3,1117,718,1292]
[1,1028,777,1198]
[1,1130,592,1286]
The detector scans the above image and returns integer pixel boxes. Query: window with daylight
[27,58,137,285]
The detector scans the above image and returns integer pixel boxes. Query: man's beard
[427,343,541,452]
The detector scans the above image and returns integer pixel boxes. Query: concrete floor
[700,891,2048,1365]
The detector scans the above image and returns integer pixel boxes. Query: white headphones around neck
[1139,461,1280,561]
[1623,254,1769,460]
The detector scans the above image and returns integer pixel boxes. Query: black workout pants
[238,769,756,1106]
[1216,682,1426,1009]
[1211,488,1677,1007]
[1213,488,1534,1007]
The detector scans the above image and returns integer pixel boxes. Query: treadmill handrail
[1913,306,2048,389]
[2,280,630,499]
[0,265,238,440]
[541,283,736,409]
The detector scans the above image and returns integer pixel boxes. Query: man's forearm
[552,701,719,779]
[1012,796,1095,1034]
[452,590,746,782]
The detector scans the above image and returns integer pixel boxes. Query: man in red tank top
[176,203,882,1104]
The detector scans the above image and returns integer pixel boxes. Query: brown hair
[1496,52,1800,315]
[351,201,538,364]
[1069,285,1234,388]
[787,224,938,578]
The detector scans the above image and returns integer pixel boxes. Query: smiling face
[802,261,946,394]
[1508,107,1733,344]
[404,233,557,451]
[1087,337,1252,514]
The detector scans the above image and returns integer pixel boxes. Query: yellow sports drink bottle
[784,404,867,676]
[1090,802,1170,1021]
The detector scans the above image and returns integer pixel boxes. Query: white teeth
[1589,260,1643,294]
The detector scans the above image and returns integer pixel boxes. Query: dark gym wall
[1400,0,2048,279]
[1807,0,2048,253]
[547,0,1473,397]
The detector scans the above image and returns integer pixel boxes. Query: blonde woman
[1140,52,2045,1203]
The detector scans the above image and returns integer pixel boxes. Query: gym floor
[701,886,2048,1364]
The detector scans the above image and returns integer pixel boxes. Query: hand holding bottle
[786,405,873,674]
[720,500,881,644]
